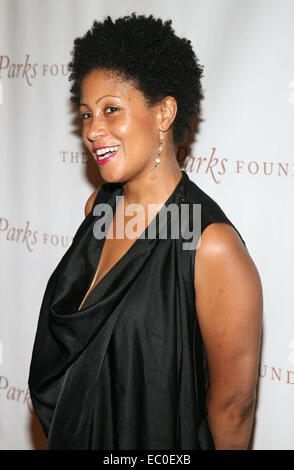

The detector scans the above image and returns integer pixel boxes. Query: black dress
[28,170,246,450]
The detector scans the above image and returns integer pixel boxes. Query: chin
[99,162,143,186]
[98,165,127,185]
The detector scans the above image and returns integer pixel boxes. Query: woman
[29,13,263,450]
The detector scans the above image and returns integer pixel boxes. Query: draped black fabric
[28,170,246,450]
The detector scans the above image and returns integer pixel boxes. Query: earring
[150,132,164,180]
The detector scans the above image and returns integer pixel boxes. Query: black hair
[68,13,204,145]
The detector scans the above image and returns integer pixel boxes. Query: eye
[80,112,92,120]
[105,106,119,114]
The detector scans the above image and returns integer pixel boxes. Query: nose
[86,118,108,143]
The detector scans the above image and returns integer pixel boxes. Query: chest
[78,203,150,310]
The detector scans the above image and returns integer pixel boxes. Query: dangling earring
[150,131,164,180]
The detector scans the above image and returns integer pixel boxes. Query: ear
[156,96,177,132]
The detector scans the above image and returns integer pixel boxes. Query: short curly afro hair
[68,13,204,145]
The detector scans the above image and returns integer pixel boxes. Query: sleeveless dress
[28,170,246,450]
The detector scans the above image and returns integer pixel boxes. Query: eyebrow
[79,95,120,107]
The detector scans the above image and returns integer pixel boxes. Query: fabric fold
[29,170,245,449]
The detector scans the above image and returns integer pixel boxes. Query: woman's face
[79,69,161,183]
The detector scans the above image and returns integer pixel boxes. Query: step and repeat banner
[0,0,293,450]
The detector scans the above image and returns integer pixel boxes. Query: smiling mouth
[95,146,120,160]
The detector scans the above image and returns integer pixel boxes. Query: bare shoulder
[194,222,261,288]
[194,222,263,405]
[85,186,102,217]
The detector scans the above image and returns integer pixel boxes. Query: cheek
[124,113,156,145]
[81,124,90,145]
[136,113,155,133]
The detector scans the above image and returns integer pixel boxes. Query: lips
[93,146,120,166]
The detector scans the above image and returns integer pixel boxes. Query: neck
[122,154,182,208]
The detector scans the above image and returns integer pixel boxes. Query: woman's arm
[194,223,263,450]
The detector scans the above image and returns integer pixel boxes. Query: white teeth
[96,146,119,156]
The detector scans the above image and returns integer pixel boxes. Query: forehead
[80,69,140,103]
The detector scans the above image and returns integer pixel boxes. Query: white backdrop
[0,0,293,450]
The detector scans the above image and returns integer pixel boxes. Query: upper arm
[85,186,101,217]
[194,223,263,407]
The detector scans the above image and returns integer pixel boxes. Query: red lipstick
[94,146,120,166]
